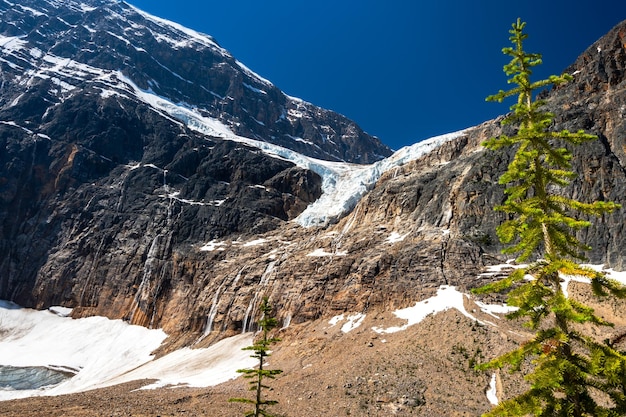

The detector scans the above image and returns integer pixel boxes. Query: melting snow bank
[0,301,254,401]
[101,333,256,390]
[486,373,499,405]
[560,264,626,297]
[330,285,519,336]
[328,313,367,333]
[367,267,626,335]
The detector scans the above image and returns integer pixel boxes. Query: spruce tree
[473,18,626,416]
[229,297,283,417]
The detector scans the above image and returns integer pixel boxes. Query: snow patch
[29,47,43,58]
[128,4,224,52]
[328,314,344,326]
[372,286,482,334]
[483,263,626,299]
[328,313,366,333]
[0,35,28,52]
[0,121,33,134]
[474,300,518,318]
[478,262,527,277]
[243,238,268,247]
[49,306,73,317]
[210,199,226,206]
[560,264,626,298]
[486,373,498,405]
[79,3,97,12]
[17,5,45,16]
[200,240,227,252]
[386,232,409,243]
[307,249,347,257]
[108,334,256,390]
[236,60,273,87]
[604,267,626,285]
[243,82,267,95]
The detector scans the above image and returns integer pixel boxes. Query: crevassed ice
[120,74,467,227]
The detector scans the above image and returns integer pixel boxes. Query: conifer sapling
[229,296,283,417]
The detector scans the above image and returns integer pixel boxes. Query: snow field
[0,302,254,401]
[0,264,622,403]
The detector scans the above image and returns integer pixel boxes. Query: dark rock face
[0,0,391,164]
[0,97,323,308]
[0,0,333,308]
[545,22,626,267]
[0,0,624,345]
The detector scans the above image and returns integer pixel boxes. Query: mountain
[0,0,391,163]
[1,0,626,415]
[0,0,392,311]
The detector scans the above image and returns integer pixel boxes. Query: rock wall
[1,3,624,345]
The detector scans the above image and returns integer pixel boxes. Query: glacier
[113,71,468,227]
[2,4,463,228]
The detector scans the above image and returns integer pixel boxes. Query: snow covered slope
[0,301,255,400]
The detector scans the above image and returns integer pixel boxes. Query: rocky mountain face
[1,1,626,415]
[0,0,387,319]
[0,0,390,164]
[1,0,625,359]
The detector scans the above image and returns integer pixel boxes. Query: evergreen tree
[473,18,626,416]
[230,297,283,417]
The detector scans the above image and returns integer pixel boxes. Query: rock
[0,1,625,345]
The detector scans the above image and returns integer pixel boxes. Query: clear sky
[126,0,626,151]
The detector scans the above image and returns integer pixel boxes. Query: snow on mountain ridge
[126,3,226,53]
[3,0,393,164]
[117,71,468,226]
[2,0,439,226]
[6,0,272,88]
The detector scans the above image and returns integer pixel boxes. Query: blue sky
[127,0,626,151]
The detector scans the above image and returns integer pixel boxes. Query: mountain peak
[1,0,392,164]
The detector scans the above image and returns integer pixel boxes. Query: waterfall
[196,267,247,343]
[282,313,292,329]
[242,260,276,333]
[241,292,260,334]
[130,234,161,323]
[204,277,228,336]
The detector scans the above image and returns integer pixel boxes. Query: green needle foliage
[473,18,626,416]
[229,297,283,417]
